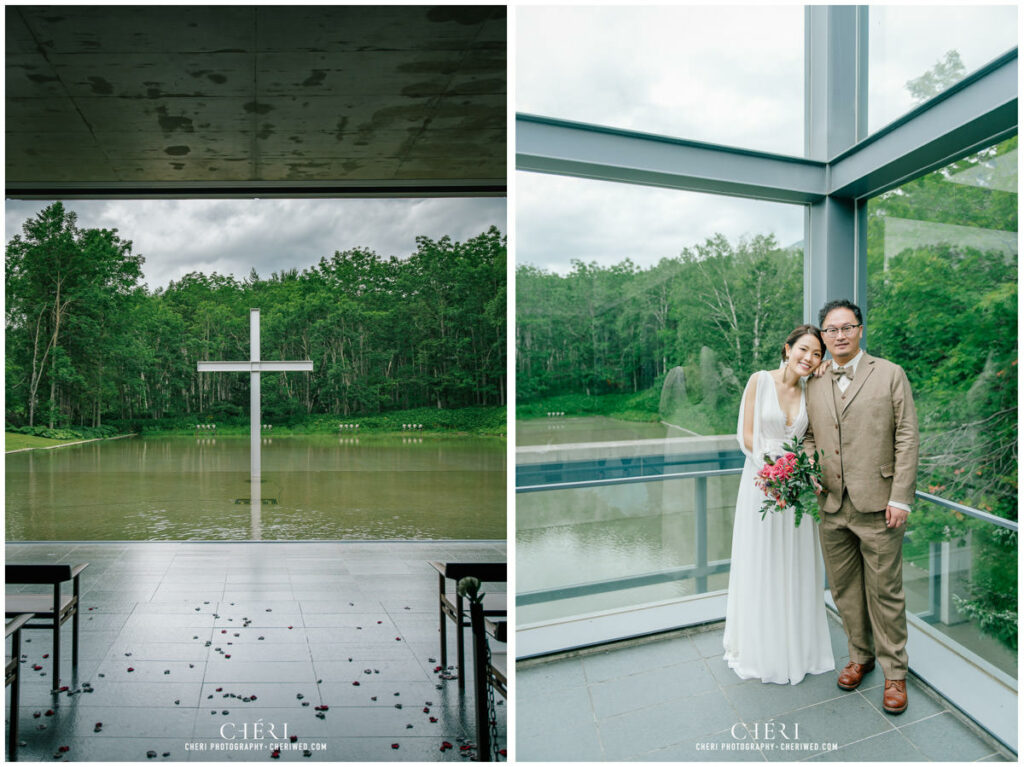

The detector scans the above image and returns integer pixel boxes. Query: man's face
[821,307,862,364]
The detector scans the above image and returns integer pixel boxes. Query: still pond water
[6,434,505,541]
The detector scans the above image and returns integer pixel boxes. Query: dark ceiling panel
[5,5,507,198]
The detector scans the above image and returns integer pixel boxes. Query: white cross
[197,308,313,481]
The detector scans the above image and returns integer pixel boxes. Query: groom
[803,299,919,715]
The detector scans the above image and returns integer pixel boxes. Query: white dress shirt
[831,350,910,513]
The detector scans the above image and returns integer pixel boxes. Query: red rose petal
[290,735,298,743]
[391,744,399,750]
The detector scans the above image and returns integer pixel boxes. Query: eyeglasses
[822,324,862,337]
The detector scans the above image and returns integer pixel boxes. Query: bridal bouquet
[754,437,823,527]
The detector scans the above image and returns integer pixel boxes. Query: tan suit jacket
[804,353,919,513]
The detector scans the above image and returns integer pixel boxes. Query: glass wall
[867,136,1018,666]
[517,6,804,156]
[516,171,805,448]
[867,5,1018,135]
[516,171,804,626]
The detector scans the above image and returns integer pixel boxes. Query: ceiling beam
[516,115,827,205]
[828,50,1017,200]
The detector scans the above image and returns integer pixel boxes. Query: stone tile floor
[517,613,1013,762]
[5,541,506,762]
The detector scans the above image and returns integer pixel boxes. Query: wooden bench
[429,561,506,690]
[6,613,33,762]
[5,564,88,692]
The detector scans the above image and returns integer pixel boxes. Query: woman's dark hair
[782,324,824,360]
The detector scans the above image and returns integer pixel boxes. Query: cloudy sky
[515,4,1017,274]
[5,198,506,291]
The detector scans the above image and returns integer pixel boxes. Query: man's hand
[885,505,909,529]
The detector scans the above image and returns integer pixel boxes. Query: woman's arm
[742,373,758,453]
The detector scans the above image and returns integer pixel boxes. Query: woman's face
[786,334,823,376]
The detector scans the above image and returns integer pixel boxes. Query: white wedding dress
[722,370,834,685]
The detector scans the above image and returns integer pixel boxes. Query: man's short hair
[819,299,863,327]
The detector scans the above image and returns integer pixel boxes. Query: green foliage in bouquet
[754,437,824,527]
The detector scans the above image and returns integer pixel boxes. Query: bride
[722,324,835,684]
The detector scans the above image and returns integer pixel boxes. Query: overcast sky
[5,198,506,291]
[515,4,1017,275]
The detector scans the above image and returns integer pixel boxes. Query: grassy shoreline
[516,390,735,435]
[7,406,506,451]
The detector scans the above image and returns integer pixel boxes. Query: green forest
[516,135,1017,649]
[6,203,506,435]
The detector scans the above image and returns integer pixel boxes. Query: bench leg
[51,585,61,693]
[10,629,22,761]
[438,572,447,669]
[72,577,80,670]
[456,595,465,691]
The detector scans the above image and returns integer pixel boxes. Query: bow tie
[832,366,853,381]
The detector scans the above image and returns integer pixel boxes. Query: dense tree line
[517,233,802,406]
[6,203,506,428]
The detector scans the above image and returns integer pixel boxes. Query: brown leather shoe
[883,679,908,714]
[837,660,875,690]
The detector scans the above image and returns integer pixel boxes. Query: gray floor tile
[590,657,717,719]
[750,693,895,757]
[12,736,186,762]
[900,712,1002,762]
[722,667,845,721]
[706,654,752,688]
[308,642,420,662]
[629,728,769,762]
[517,684,603,762]
[599,688,740,760]
[581,635,699,683]
[313,659,431,682]
[691,628,728,658]
[203,660,317,684]
[517,656,587,696]
[806,728,927,761]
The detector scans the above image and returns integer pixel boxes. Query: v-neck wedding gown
[722,370,834,684]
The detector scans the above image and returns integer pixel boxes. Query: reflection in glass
[867,5,1018,135]
[867,136,1018,659]
[517,470,741,626]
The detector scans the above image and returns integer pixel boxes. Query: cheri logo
[730,721,801,740]
[220,720,290,740]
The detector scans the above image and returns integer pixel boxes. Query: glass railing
[516,455,1018,679]
[517,469,741,624]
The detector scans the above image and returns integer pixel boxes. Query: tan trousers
[818,491,909,680]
